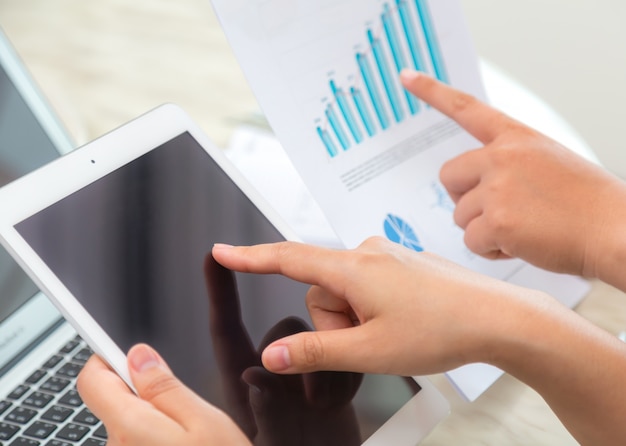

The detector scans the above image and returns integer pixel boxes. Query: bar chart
[317,0,447,158]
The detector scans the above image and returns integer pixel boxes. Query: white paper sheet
[212,0,591,401]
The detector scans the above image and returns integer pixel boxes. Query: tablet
[0,104,449,444]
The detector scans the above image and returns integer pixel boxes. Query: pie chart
[384,214,424,252]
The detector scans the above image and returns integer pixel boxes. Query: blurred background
[0,0,625,177]
[461,0,626,178]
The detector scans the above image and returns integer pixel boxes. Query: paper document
[211,0,509,274]
[212,0,591,401]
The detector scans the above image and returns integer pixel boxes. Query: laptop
[0,28,108,445]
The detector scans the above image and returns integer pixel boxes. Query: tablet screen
[15,132,418,443]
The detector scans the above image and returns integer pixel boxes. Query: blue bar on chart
[367,29,404,124]
[414,0,448,83]
[314,0,449,158]
[395,0,427,74]
[325,105,351,151]
[330,81,363,144]
[317,126,338,158]
[356,52,390,131]
[350,87,376,137]
[382,3,420,115]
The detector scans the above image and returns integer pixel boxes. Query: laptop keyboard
[0,336,107,445]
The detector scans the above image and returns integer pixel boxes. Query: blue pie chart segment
[384,214,424,252]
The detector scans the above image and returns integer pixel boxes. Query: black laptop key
[5,407,37,424]
[55,424,88,442]
[81,439,105,446]
[25,370,47,385]
[73,409,98,426]
[58,341,80,355]
[24,421,56,439]
[40,378,70,394]
[41,356,63,370]
[45,440,72,446]
[57,391,81,408]
[22,393,53,410]
[55,364,81,380]
[0,422,19,440]
[71,349,92,365]
[0,400,12,415]
[9,437,40,445]
[41,406,73,424]
[91,424,106,440]
[7,385,30,400]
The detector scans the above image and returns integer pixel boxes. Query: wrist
[472,286,560,371]
[588,178,626,290]
[479,285,613,388]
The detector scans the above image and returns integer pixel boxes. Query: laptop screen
[0,56,63,324]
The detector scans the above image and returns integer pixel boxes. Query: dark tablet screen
[15,131,418,444]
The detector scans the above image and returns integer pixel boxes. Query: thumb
[261,328,377,374]
[127,344,215,426]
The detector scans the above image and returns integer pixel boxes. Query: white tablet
[0,104,449,445]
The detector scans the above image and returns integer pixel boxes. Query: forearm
[486,290,626,445]
[214,240,626,444]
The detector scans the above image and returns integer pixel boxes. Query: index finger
[212,242,345,294]
[399,69,518,144]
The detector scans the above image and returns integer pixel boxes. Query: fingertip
[212,243,235,255]
[128,343,164,373]
[261,344,292,373]
[399,68,424,86]
[399,70,446,110]
[211,243,235,265]
[127,344,182,401]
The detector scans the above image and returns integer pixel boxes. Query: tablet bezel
[0,104,449,443]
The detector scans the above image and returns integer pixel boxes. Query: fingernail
[263,345,291,372]
[400,68,422,83]
[129,344,162,373]
[213,243,234,250]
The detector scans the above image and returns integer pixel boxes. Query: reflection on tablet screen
[15,132,419,443]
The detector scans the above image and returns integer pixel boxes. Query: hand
[212,238,552,377]
[204,254,363,446]
[77,344,252,446]
[400,69,626,282]
[213,240,626,446]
